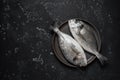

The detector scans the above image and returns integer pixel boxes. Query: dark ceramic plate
[52,19,101,67]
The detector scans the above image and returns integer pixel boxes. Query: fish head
[78,21,84,30]
[68,19,76,25]
[74,55,87,67]
[68,19,81,33]
[68,19,83,31]
[68,19,79,28]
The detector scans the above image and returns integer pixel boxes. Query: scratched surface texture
[0,0,120,80]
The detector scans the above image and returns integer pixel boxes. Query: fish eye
[80,24,84,29]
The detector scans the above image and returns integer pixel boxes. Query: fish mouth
[69,19,84,29]
[68,19,76,24]
[74,61,87,67]
[68,19,78,29]
[73,55,87,67]
[79,61,87,67]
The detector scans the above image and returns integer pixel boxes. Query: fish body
[52,26,87,67]
[68,19,107,64]
[79,21,97,50]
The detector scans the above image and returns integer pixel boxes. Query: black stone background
[0,0,120,80]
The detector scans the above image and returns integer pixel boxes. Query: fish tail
[95,52,108,65]
[50,22,60,33]
[53,27,59,33]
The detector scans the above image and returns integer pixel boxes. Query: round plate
[52,19,101,67]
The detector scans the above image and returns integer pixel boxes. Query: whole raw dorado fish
[68,19,107,64]
[51,25,87,67]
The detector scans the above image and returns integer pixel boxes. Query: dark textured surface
[0,0,120,80]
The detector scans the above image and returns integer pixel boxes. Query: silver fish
[68,19,107,64]
[51,26,87,67]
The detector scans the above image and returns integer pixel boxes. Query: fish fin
[95,52,108,65]
[78,25,86,41]
[78,23,87,41]
[78,31,87,41]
